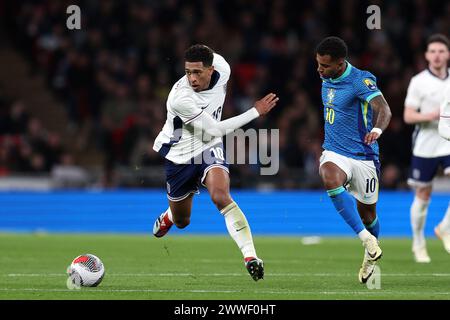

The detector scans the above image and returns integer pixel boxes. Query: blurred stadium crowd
[0,0,449,189]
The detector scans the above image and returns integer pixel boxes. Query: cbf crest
[326,88,336,106]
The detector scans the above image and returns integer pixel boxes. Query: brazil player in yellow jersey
[315,37,392,283]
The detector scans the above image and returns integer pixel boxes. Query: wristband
[371,127,382,135]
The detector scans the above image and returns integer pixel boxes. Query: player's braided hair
[184,44,214,67]
[316,36,348,60]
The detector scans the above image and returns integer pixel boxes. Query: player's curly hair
[426,34,449,50]
[316,36,348,60]
[184,44,214,67]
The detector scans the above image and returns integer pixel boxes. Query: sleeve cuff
[366,91,382,103]
[249,107,260,118]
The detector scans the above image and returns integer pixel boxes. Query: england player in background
[404,34,450,263]
[152,44,279,281]
[315,37,392,283]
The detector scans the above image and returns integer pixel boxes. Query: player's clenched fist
[254,93,279,116]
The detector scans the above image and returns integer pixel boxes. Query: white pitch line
[0,288,449,296]
[5,273,450,277]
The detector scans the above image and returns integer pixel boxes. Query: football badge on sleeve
[363,78,377,90]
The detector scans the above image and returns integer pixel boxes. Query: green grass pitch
[0,233,449,300]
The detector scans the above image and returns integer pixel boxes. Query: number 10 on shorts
[365,178,377,194]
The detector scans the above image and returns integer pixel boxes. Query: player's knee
[321,171,343,190]
[210,188,232,209]
[320,165,345,189]
[416,187,432,201]
[173,216,190,229]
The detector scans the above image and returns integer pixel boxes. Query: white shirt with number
[404,69,450,157]
[153,53,230,164]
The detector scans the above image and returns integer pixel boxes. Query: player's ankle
[358,229,372,242]
[244,256,257,263]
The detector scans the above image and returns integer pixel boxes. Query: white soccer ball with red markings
[67,254,105,287]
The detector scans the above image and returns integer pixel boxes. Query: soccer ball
[67,254,105,287]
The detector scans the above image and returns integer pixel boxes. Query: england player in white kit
[403,34,450,263]
[152,45,279,281]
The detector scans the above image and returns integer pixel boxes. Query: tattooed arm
[364,95,392,145]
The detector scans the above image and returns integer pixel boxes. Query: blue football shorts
[164,143,229,202]
[407,155,450,187]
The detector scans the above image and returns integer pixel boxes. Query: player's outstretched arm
[190,93,279,137]
[403,107,440,124]
[364,95,392,145]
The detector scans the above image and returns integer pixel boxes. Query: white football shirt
[439,82,450,141]
[153,53,231,164]
[404,69,450,157]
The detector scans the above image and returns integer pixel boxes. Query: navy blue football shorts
[407,155,450,187]
[164,143,229,202]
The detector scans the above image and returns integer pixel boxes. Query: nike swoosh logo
[235,227,246,232]
[201,104,210,110]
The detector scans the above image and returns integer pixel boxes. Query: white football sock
[220,201,257,259]
[439,202,450,232]
[410,196,430,249]
[357,229,372,242]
